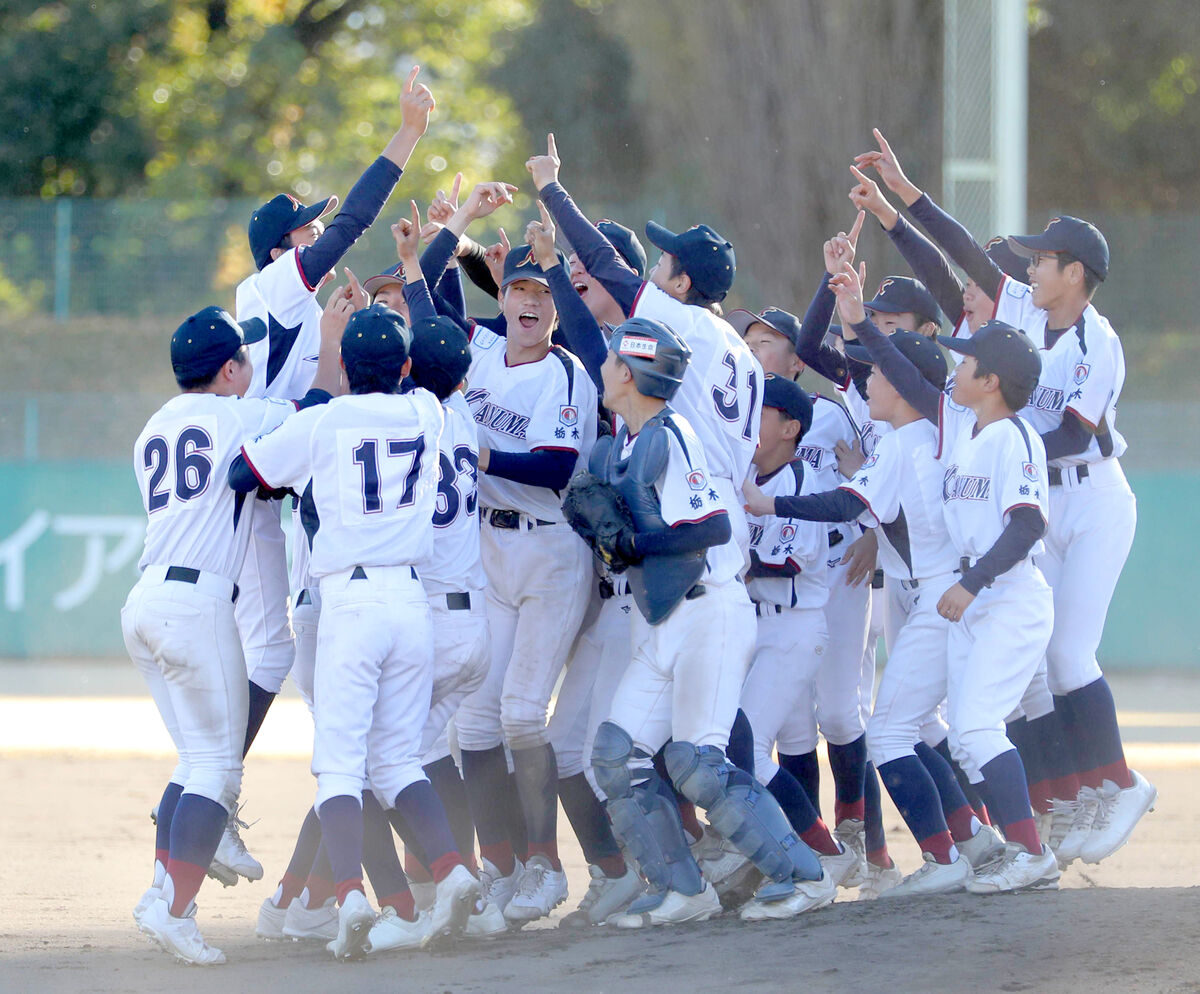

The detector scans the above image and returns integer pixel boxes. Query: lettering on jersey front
[942,465,991,503]
[748,521,765,546]
[795,445,825,471]
[464,388,531,440]
[1029,384,1064,413]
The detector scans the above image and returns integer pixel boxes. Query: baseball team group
[120,68,1156,966]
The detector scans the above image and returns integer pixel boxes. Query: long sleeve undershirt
[959,506,1045,594]
[484,448,576,491]
[849,317,942,424]
[631,512,732,558]
[772,487,867,523]
[883,212,966,326]
[907,193,1006,301]
[795,273,851,388]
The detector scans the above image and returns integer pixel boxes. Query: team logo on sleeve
[686,469,707,491]
[1022,462,1039,482]
[619,336,659,359]
[1073,363,1090,385]
[780,523,797,542]
[558,405,579,427]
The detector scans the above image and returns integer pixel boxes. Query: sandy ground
[1,667,1199,993]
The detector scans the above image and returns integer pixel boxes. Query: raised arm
[795,212,867,388]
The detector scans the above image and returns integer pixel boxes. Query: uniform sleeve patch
[686,469,707,490]
[558,405,579,427]
[1022,462,1039,482]
[1073,363,1090,384]
[618,335,658,359]
[780,523,797,542]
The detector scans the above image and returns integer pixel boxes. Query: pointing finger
[848,210,865,245]
[547,132,557,158]
[404,65,419,93]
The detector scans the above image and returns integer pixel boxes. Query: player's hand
[477,446,491,473]
[484,227,511,286]
[462,181,518,222]
[830,260,868,327]
[822,211,865,273]
[841,528,877,587]
[525,133,561,191]
[428,172,462,225]
[937,582,975,623]
[343,267,369,310]
[853,128,921,204]
[835,437,866,479]
[849,165,899,229]
[320,290,356,340]
[391,201,423,264]
[526,201,559,270]
[742,477,775,517]
[399,65,436,136]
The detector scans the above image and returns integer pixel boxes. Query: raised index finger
[848,209,865,245]
[404,65,420,93]
[873,127,893,157]
[547,133,558,158]
[450,172,463,204]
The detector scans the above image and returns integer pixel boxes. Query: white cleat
[365,907,432,953]
[880,853,972,899]
[208,804,263,886]
[140,897,226,965]
[1053,787,1100,867]
[502,854,568,923]
[410,880,436,913]
[1080,771,1157,865]
[464,899,509,938]
[133,885,162,928]
[255,897,290,940]
[964,843,1061,894]
[326,889,376,960]
[283,895,338,941]
[559,863,643,927]
[833,819,868,888]
[478,856,523,914]
[609,881,721,929]
[819,842,865,889]
[857,860,903,900]
[739,872,836,920]
[957,824,1007,869]
[424,863,482,946]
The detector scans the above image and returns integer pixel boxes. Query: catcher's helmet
[607,317,691,401]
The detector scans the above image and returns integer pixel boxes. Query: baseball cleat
[609,881,720,929]
[140,897,226,966]
[559,862,643,927]
[464,899,509,938]
[365,906,432,953]
[880,853,972,899]
[503,854,568,923]
[1080,770,1157,865]
[255,896,290,940]
[133,885,163,928]
[326,889,375,960]
[856,860,903,900]
[410,880,437,913]
[208,804,263,886]
[739,871,836,920]
[964,843,1060,894]
[282,895,339,941]
[424,863,482,946]
[957,824,1006,869]
[1053,786,1101,866]
[819,842,865,889]
[692,827,762,909]
[833,819,868,888]
[478,856,523,914]
[1042,797,1077,854]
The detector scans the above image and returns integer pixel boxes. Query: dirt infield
[2,751,1198,994]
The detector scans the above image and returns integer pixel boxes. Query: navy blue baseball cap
[595,219,647,278]
[645,222,736,302]
[364,262,405,298]
[864,276,942,327]
[171,306,268,383]
[248,193,339,271]
[727,307,803,351]
[1007,215,1109,281]
[408,316,471,400]
[762,373,813,435]
[501,244,570,289]
[845,330,948,392]
[984,237,1029,283]
[939,320,1041,396]
[341,304,411,378]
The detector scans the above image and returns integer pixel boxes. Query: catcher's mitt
[563,472,636,571]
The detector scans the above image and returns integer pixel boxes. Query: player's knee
[663,741,727,810]
[954,727,1008,773]
[500,698,550,750]
[368,762,425,809]
[590,721,634,800]
[867,713,917,767]
[187,765,241,810]
[818,708,867,746]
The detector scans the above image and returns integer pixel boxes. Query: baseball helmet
[607,317,691,401]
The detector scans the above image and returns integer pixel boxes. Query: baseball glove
[563,472,636,571]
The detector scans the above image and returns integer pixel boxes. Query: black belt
[828,528,844,549]
[444,592,472,611]
[1048,465,1087,486]
[350,565,419,581]
[485,508,555,530]
[871,568,885,590]
[685,584,706,601]
[754,601,784,617]
[165,565,238,603]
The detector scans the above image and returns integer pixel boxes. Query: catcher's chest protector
[592,410,706,625]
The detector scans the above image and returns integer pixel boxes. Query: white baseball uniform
[738,459,830,784]
[454,328,596,752]
[240,389,444,809]
[122,393,297,809]
[994,281,1135,696]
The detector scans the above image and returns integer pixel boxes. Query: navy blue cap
[1007,215,1109,281]
[171,306,267,383]
[364,262,405,298]
[984,237,1029,283]
[864,276,942,327]
[645,221,736,302]
[727,307,803,351]
[501,244,570,289]
[938,320,1041,396]
[408,316,471,401]
[762,373,814,436]
[845,330,948,392]
[595,218,647,278]
[248,193,338,271]
[341,304,411,378]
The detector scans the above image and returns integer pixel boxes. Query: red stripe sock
[1051,773,1081,801]
[403,851,433,883]
[867,846,891,869]
[975,804,992,826]
[380,890,416,921]
[1003,817,1042,855]
[918,829,955,864]
[525,842,561,872]
[154,849,169,870]
[834,799,865,825]
[277,871,306,907]
[800,819,840,856]
[945,804,980,843]
[429,852,465,883]
[335,879,364,906]
[305,874,335,908]
[479,843,515,877]
[1028,778,1055,814]
[1082,760,1133,791]
[164,860,207,917]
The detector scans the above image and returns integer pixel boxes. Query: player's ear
[270,246,287,262]
[918,320,938,339]
[400,357,413,380]
[790,354,805,379]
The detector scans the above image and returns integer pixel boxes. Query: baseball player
[831,259,1060,893]
[857,131,1155,866]
[579,318,827,927]
[231,304,481,958]
[221,67,437,884]
[127,303,342,965]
